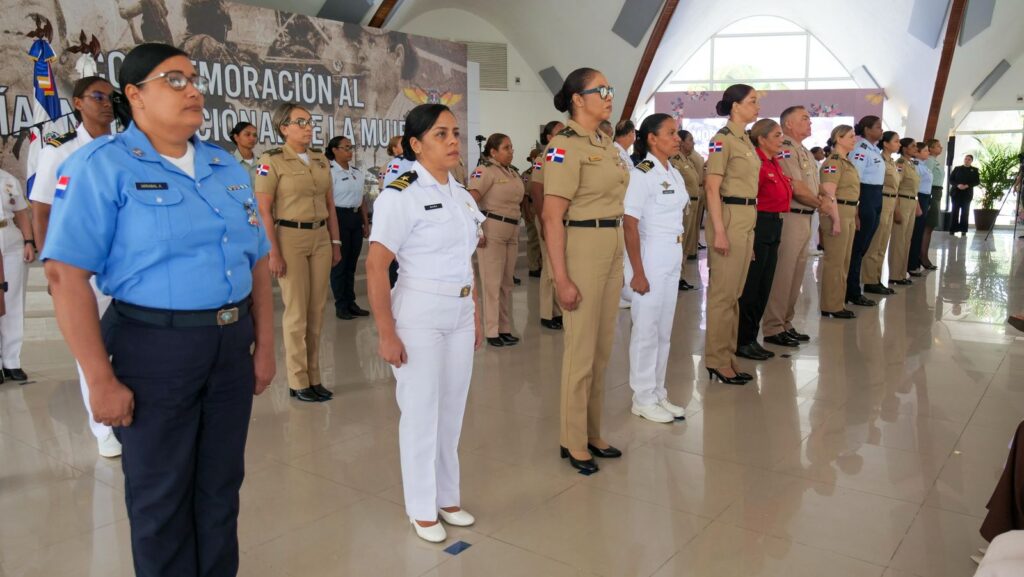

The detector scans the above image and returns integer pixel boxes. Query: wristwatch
[0,282,8,292]
[331,240,342,246]
[24,239,35,248]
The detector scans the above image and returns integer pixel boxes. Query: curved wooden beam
[368,0,399,28]
[925,0,968,140]
[621,0,678,121]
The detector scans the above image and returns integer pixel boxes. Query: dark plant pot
[973,208,1000,231]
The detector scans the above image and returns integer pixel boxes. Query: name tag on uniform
[588,155,602,162]
[341,176,350,181]
[424,203,442,211]
[135,182,168,190]
[226,184,249,191]
[497,178,508,184]
[662,189,675,195]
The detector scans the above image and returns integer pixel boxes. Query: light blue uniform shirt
[41,123,271,310]
[916,159,934,194]
[848,137,885,186]
[330,161,365,208]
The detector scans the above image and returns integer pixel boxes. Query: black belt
[482,211,520,225]
[689,196,699,201]
[883,193,898,198]
[276,219,326,230]
[836,199,859,207]
[722,196,756,206]
[757,211,782,220]
[789,208,814,215]
[898,194,917,200]
[564,218,621,228]
[113,298,252,328]
[338,206,360,213]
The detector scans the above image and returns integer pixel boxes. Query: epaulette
[557,127,578,137]
[480,158,493,167]
[386,170,418,191]
[636,159,655,173]
[509,164,520,173]
[859,142,870,150]
[829,154,840,160]
[781,138,793,146]
[896,157,905,164]
[716,127,732,136]
[265,148,284,156]
[45,129,77,148]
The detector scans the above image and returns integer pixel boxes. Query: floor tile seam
[0,516,125,572]
[280,451,404,498]
[772,468,939,506]
[652,441,786,474]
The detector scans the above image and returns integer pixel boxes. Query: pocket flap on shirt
[126,184,184,206]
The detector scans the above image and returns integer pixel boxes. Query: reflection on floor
[2,231,1022,577]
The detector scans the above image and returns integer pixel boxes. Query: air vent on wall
[466,42,508,91]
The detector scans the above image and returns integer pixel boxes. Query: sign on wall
[0,0,468,180]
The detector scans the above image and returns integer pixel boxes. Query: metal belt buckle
[459,285,471,298]
[677,235,684,244]
[217,307,239,326]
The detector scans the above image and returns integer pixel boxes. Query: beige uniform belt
[0,219,7,228]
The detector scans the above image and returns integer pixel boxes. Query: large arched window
[667,16,855,91]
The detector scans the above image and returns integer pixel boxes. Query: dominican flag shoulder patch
[256,164,270,177]
[387,163,402,175]
[545,147,566,163]
[532,161,542,172]
[853,153,866,161]
[824,165,837,174]
[709,141,724,153]
[55,175,70,198]
[471,167,484,179]
[777,150,792,159]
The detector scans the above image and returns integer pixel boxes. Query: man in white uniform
[0,170,35,383]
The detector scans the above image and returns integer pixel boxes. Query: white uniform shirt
[370,161,484,285]
[624,153,689,240]
[331,161,365,208]
[381,156,415,188]
[0,170,28,225]
[615,142,634,168]
[31,127,97,205]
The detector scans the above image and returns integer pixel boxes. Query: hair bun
[553,90,569,113]
[715,100,729,117]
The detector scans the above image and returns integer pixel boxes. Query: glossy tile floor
[2,230,1023,577]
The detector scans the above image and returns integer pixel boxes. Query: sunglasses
[135,70,210,94]
[579,85,615,100]
[283,118,314,128]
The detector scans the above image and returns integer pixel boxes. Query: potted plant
[974,141,1019,231]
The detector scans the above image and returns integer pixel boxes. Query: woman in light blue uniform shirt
[42,43,274,577]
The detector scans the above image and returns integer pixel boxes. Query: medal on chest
[244,199,259,226]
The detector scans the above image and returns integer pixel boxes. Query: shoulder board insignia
[480,158,493,167]
[386,170,418,191]
[636,160,655,173]
[716,127,732,136]
[859,142,869,150]
[509,164,520,173]
[557,127,578,137]
[781,138,793,146]
[829,154,840,160]
[45,130,78,148]
[265,148,284,156]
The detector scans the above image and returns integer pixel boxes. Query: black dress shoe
[698,243,707,250]
[736,344,770,360]
[821,309,856,319]
[749,342,775,358]
[786,328,811,342]
[348,304,370,317]
[560,447,599,472]
[678,279,694,291]
[923,262,937,271]
[336,309,355,320]
[892,278,912,286]
[498,333,520,345]
[707,368,748,385]
[487,337,505,347]
[764,333,800,348]
[864,284,891,295]
[846,295,877,307]
[290,388,323,402]
[0,370,5,385]
[908,270,923,277]
[3,368,28,381]
[540,318,562,330]
[529,269,542,278]
[310,384,333,400]
[513,276,521,285]
[587,444,622,458]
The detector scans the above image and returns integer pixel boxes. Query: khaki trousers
[862,195,898,285]
[277,226,332,390]
[888,197,917,282]
[560,227,623,451]
[478,218,518,337]
[525,215,542,271]
[819,204,857,312]
[704,204,756,369]
[763,211,812,337]
[680,196,701,277]
[537,217,562,320]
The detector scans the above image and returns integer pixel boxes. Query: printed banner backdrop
[0,0,468,181]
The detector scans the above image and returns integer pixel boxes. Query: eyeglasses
[579,85,615,100]
[135,71,210,94]
[83,91,112,104]
[283,118,314,128]
[335,145,353,151]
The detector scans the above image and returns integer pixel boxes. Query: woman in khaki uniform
[529,120,565,330]
[542,68,628,473]
[672,129,703,291]
[889,138,922,286]
[818,125,860,319]
[703,84,760,385]
[468,133,524,347]
[862,131,902,295]
[255,103,342,402]
[685,140,706,261]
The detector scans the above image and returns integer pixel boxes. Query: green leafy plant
[975,140,1020,210]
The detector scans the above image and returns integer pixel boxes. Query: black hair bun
[715,100,729,117]
[553,90,570,113]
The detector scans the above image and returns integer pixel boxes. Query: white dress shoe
[658,399,685,419]
[631,403,674,423]
[98,431,122,458]
[438,508,475,527]
[410,519,447,543]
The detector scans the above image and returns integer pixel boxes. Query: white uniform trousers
[0,226,26,369]
[391,282,475,521]
[625,236,683,407]
[78,279,112,440]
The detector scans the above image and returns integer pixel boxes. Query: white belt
[642,234,684,244]
[396,277,473,298]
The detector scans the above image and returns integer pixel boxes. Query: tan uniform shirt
[452,158,468,187]
[542,119,629,220]
[468,160,525,219]
[820,153,861,202]
[671,153,702,201]
[530,146,548,187]
[896,158,920,197]
[254,144,332,222]
[705,120,760,199]
[777,137,820,210]
[688,151,706,198]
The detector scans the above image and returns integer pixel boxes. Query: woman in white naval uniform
[0,170,35,382]
[30,75,121,457]
[622,114,688,424]
[366,103,484,543]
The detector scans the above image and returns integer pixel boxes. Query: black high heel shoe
[707,368,748,385]
[586,443,622,458]
[498,333,520,345]
[560,446,598,472]
[310,384,333,400]
[290,388,323,402]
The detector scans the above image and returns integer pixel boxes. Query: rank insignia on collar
[131,148,144,157]
[661,181,670,189]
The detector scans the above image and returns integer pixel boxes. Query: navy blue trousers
[104,305,255,577]
[329,207,364,312]
[908,194,932,272]
[847,183,883,299]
